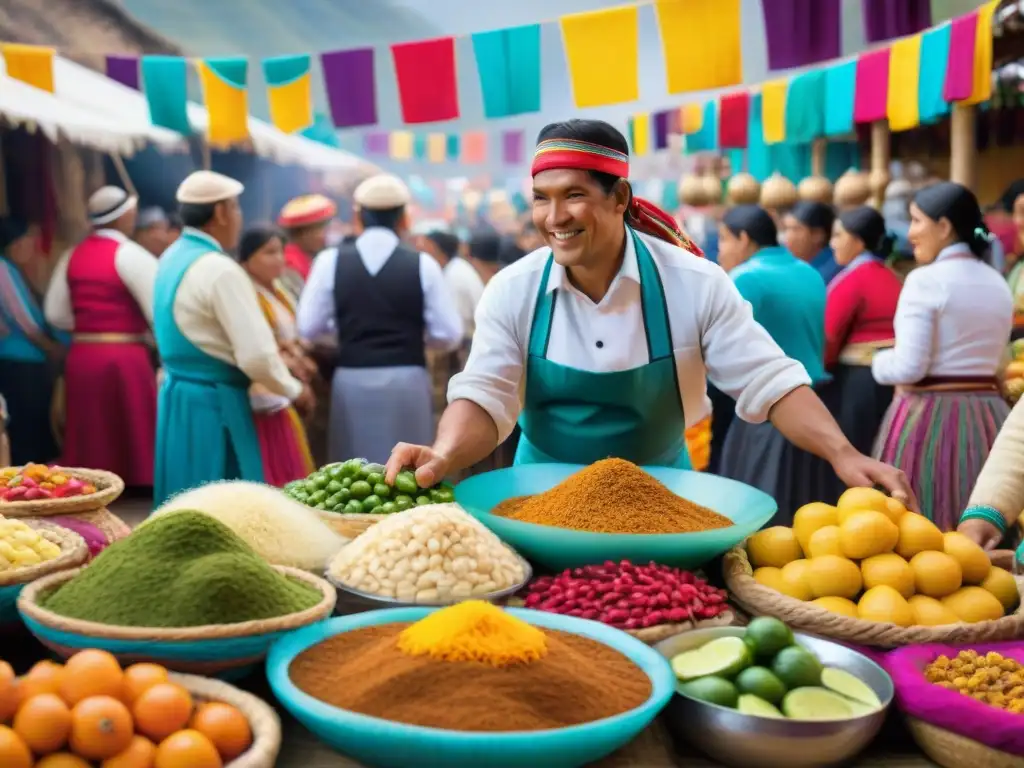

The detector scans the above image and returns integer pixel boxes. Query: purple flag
[105,55,139,90]
[362,132,389,156]
[653,111,671,150]
[861,0,931,43]
[761,0,841,70]
[501,130,524,165]
[322,48,378,128]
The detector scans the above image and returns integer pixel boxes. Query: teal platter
[455,464,776,569]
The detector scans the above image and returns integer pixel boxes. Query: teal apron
[152,230,264,508]
[514,229,692,468]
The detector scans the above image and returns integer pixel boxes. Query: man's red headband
[531,138,629,178]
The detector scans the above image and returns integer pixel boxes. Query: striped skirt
[872,388,1009,531]
[255,406,315,487]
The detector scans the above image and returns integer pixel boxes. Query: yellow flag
[389,131,414,160]
[962,0,998,106]
[267,74,313,134]
[2,44,55,92]
[631,113,650,156]
[427,134,446,163]
[655,0,741,94]
[560,6,639,108]
[887,35,922,132]
[761,80,788,145]
[195,60,249,146]
[681,104,703,135]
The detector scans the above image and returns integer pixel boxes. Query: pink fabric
[943,12,979,102]
[48,516,109,558]
[886,642,1024,755]
[854,48,891,123]
[254,407,311,487]
[68,235,148,335]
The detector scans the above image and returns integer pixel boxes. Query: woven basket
[171,672,281,768]
[723,546,1024,648]
[0,468,124,516]
[907,716,1024,768]
[0,520,89,626]
[316,511,386,540]
[18,565,337,676]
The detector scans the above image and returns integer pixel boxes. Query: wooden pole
[868,121,891,209]
[811,139,827,177]
[950,104,977,191]
[108,154,138,198]
[0,133,7,216]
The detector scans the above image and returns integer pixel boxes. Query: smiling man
[385,119,913,504]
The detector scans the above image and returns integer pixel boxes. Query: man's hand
[385,443,451,488]
[830,446,919,513]
[957,518,1005,550]
[294,384,316,417]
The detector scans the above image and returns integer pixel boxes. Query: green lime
[373,483,391,499]
[736,694,784,719]
[380,502,398,514]
[394,494,414,511]
[366,472,384,487]
[343,500,363,514]
[349,480,372,499]
[734,666,787,704]
[744,617,795,660]
[326,480,344,494]
[771,647,823,690]
[820,668,881,708]
[781,687,854,721]
[677,676,738,708]
[362,494,382,510]
[415,495,432,506]
[671,636,751,681]
[394,471,419,495]
[308,490,328,505]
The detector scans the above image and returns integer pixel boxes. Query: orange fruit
[0,724,32,768]
[21,660,66,699]
[122,664,169,705]
[13,692,72,754]
[154,729,223,768]
[191,702,252,760]
[0,661,20,722]
[36,754,92,768]
[102,734,158,768]
[69,695,134,760]
[133,683,194,742]
[60,650,125,705]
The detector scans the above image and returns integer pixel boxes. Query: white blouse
[872,244,1013,386]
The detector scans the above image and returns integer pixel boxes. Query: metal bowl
[325,554,533,615]
[654,627,893,768]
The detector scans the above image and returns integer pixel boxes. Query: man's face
[135,222,170,255]
[216,198,244,251]
[416,235,444,267]
[531,168,627,268]
[295,222,329,255]
[782,215,820,262]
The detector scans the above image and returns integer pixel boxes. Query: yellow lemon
[837,487,892,523]
[778,559,814,601]
[806,525,843,558]
[907,595,960,626]
[806,555,863,599]
[811,596,859,618]
[942,532,992,584]
[753,567,786,592]
[857,585,914,626]
[909,550,963,598]
[979,566,1020,612]
[747,527,803,569]
[883,497,909,524]
[839,511,899,560]
[793,502,839,553]
[895,513,945,559]
[941,586,1006,623]
[860,553,915,599]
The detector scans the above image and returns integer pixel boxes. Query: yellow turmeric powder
[397,601,548,667]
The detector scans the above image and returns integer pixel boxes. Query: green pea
[380,502,398,515]
[344,499,364,514]
[394,471,419,496]
[314,502,328,510]
[343,458,365,476]
[293,491,310,503]
[327,464,347,481]
[365,472,384,487]
[432,488,454,504]
[326,480,344,494]
[373,483,391,499]
[341,477,353,489]
[311,473,329,489]
[364,462,386,475]
[349,480,372,499]
[415,495,432,506]
[308,490,328,505]
[362,494,382,510]
[326,492,346,509]
[336,488,352,503]
[395,496,414,511]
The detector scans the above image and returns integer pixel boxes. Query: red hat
[278,194,337,229]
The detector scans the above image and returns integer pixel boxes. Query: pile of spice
[492,458,731,534]
[289,601,652,731]
[41,510,323,627]
[925,649,1024,713]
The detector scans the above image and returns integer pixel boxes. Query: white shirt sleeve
[700,267,812,423]
[447,276,524,442]
[209,265,304,401]
[296,247,336,340]
[871,269,936,386]
[420,253,464,351]
[114,241,158,326]
[43,249,74,332]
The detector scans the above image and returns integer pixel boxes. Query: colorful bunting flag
[746,93,771,181]
[472,24,542,118]
[196,57,249,146]
[686,101,718,153]
[389,131,414,160]
[653,111,671,150]
[718,92,749,149]
[760,0,841,70]
[630,113,650,156]
[321,48,378,128]
[962,0,998,106]
[392,37,460,124]
[560,6,639,108]
[943,12,977,102]
[502,130,525,165]
[105,55,139,90]
[413,134,429,161]
[363,132,389,156]
[141,56,191,135]
[861,0,931,43]
[854,48,890,124]
[461,132,487,163]
[784,70,825,143]
[887,35,922,132]
[446,134,461,161]
[761,80,788,145]
[427,133,447,163]
[263,54,313,134]
[824,60,857,136]
[681,104,703,135]
[2,44,55,92]
[655,0,741,94]
[919,22,952,124]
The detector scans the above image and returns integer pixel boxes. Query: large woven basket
[316,511,386,540]
[0,520,89,626]
[0,468,124,516]
[171,672,281,768]
[907,716,1024,768]
[18,565,336,676]
[723,545,1024,648]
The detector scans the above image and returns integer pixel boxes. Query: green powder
[42,510,322,627]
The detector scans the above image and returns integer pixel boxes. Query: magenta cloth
[887,642,1024,756]
[760,0,841,70]
[854,48,891,123]
[501,130,524,165]
[861,0,931,43]
[653,111,671,150]
[943,12,979,102]
[254,408,310,487]
[321,48,378,128]
[48,517,109,559]
[105,55,139,90]
[362,132,389,156]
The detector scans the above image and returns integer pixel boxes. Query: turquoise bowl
[267,607,676,768]
[0,583,22,627]
[455,464,776,569]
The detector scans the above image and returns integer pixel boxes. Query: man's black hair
[535,119,629,195]
[178,202,217,228]
[359,205,405,232]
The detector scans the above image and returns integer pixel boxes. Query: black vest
[333,239,426,368]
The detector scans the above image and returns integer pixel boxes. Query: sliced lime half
[671,636,751,681]
[737,693,785,718]
[782,687,855,721]
[821,667,882,709]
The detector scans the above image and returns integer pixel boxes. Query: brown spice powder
[491,458,731,534]
[289,623,653,731]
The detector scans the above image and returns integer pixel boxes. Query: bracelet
[959,505,1009,534]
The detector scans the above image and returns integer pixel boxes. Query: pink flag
[854,48,891,123]
[943,11,978,101]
